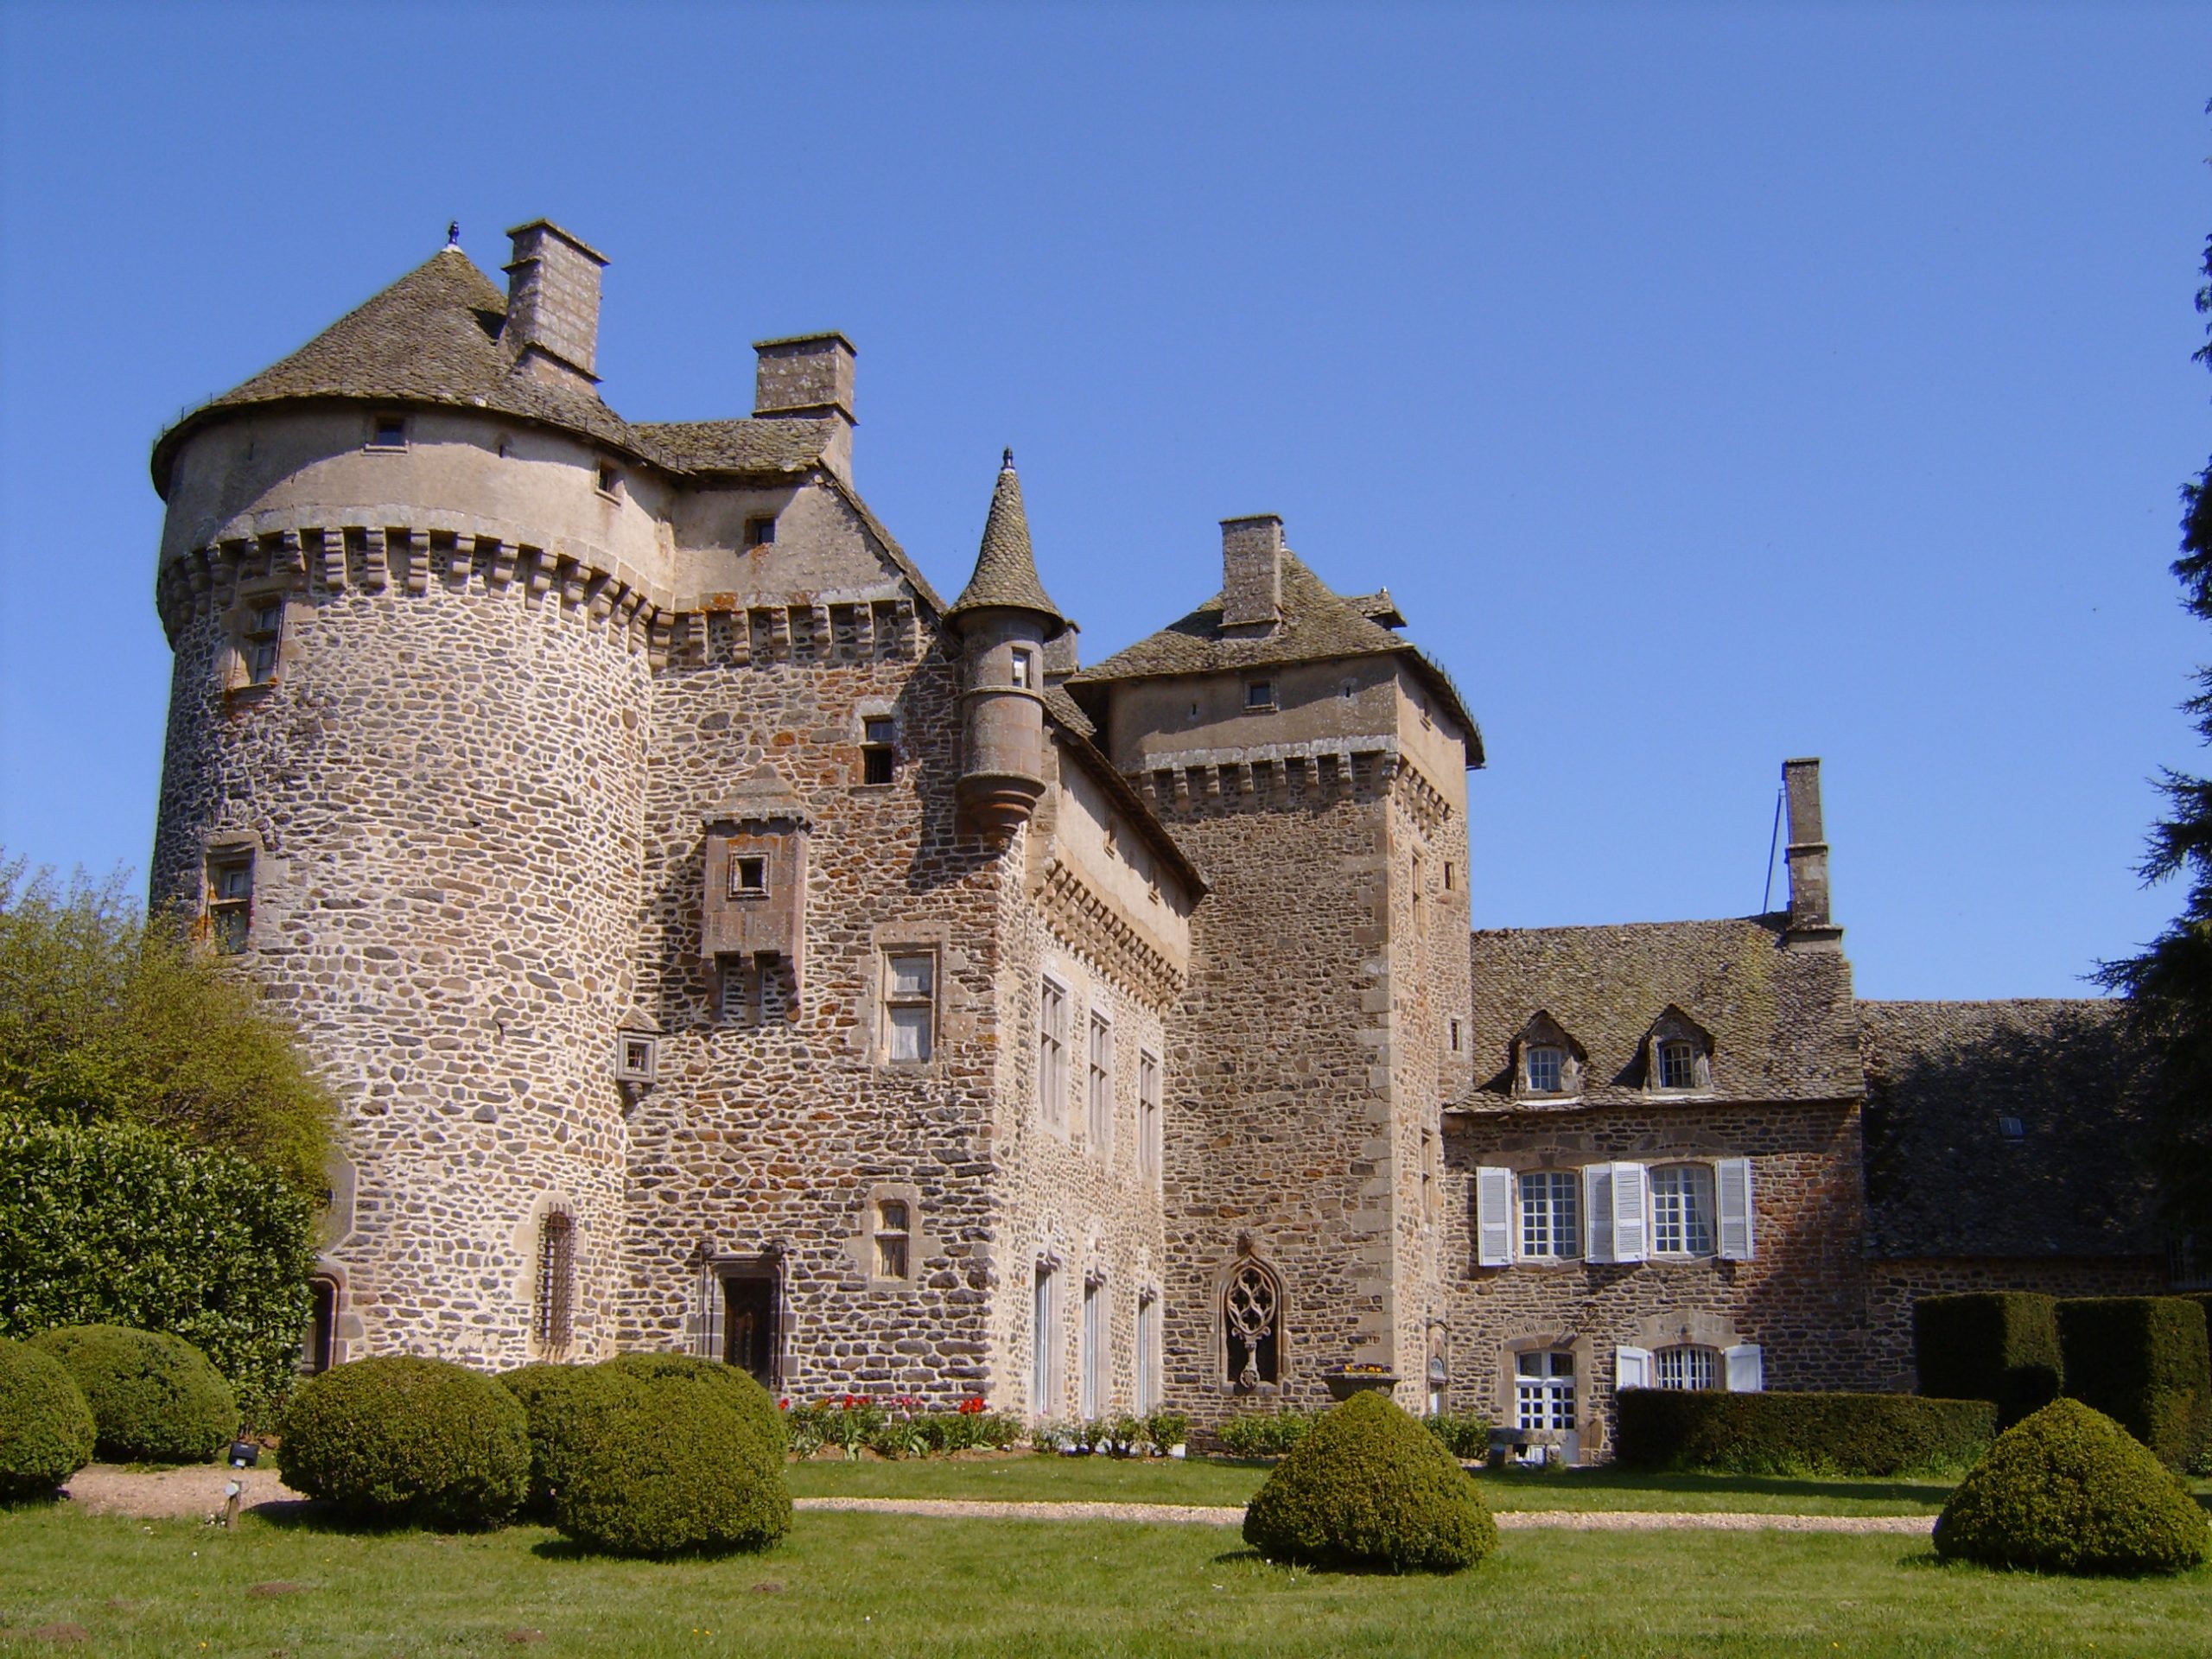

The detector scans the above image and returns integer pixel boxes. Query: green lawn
[786,1452,1962,1514]
[2,1503,2208,1657]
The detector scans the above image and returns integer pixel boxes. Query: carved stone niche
[700,765,811,994]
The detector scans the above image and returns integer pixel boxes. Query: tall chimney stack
[753,333,856,479]
[1782,757,1843,952]
[1220,514,1284,632]
[502,220,607,383]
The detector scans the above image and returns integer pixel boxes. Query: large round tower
[147,224,660,1369]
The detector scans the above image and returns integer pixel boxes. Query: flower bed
[780,1394,1026,1459]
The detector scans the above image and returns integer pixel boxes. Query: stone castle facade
[147,221,2174,1457]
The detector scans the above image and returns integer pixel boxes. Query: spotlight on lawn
[228,1440,259,1470]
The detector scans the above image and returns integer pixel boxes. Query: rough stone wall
[1440,1096,1871,1459]
[1866,1255,2168,1392]
[150,523,651,1370]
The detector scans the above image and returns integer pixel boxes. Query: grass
[1,1502,2208,1657]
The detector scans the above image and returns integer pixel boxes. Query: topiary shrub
[0,1338,96,1502]
[1615,1389,1995,1477]
[1242,1391,1497,1573]
[499,1362,620,1521]
[1216,1407,1321,1459]
[546,1370,790,1556]
[280,1356,529,1529]
[1934,1397,2210,1574]
[2054,1297,2211,1471]
[29,1325,237,1464]
[599,1351,786,1454]
[1913,1293,2062,1428]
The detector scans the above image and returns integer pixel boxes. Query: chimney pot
[502,220,607,382]
[1220,514,1284,631]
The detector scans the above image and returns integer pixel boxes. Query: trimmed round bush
[600,1352,786,1453]
[1934,1397,2210,1575]
[0,1338,96,1502]
[280,1356,529,1529]
[29,1325,237,1464]
[1243,1391,1497,1573]
[500,1362,624,1520]
[548,1371,790,1556]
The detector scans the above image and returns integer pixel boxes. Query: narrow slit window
[207,852,253,954]
[875,1199,911,1280]
[1011,648,1034,689]
[1039,979,1068,1129]
[1087,1013,1113,1152]
[240,597,284,687]
[884,952,935,1063]
[1139,1051,1161,1185]
[533,1210,575,1353]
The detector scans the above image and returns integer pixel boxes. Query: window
[207,851,252,953]
[615,1034,658,1084]
[1653,1344,1719,1391]
[729,855,767,898]
[533,1210,575,1353]
[302,1275,339,1376]
[1032,1262,1061,1417]
[595,461,621,498]
[875,1199,911,1279]
[1038,979,1068,1129]
[1087,1013,1113,1151]
[1515,1351,1575,1431]
[1079,1274,1105,1418]
[1011,648,1034,689]
[1649,1163,1717,1256]
[884,952,935,1063]
[238,596,283,687]
[1525,1044,1563,1094]
[1656,1039,1697,1091]
[1449,1018,1464,1055]
[1224,1259,1281,1388]
[1244,677,1276,712]
[1139,1051,1161,1185]
[1443,861,1456,893]
[1518,1170,1580,1261]
[1135,1290,1160,1414]
[1411,853,1426,932]
[861,716,896,785]
[744,514,776,549]
[367,414,407,450]
[1998,1114,2025,1142]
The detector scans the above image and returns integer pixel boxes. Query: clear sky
[1,1,2205,1001]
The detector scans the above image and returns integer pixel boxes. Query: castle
[147,221,2174,1458]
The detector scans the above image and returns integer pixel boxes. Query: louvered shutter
[1615,1344,1652,1390]
[1476,1166,1514,1267]
[1583,1164,1615,1263]
[1716,1158,1756,1260]
[1724,1344,1764,1393]
[1611,1163,1649,1263]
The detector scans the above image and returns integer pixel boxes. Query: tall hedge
[1615,1389,1995,1477]
[2055,1297,2212,1471]
[1912,1293,2062,1427]
[0,1117,315,1418]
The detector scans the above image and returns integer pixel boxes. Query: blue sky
[1,1,2205,1000]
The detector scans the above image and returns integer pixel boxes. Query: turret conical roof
[946,450,1067,635]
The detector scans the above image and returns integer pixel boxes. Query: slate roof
[1071,553,1481,764]
[630,417,838,476]
[1858,999,2161,1259]
[946,454,1067,632]
[1462,915,1862,1109]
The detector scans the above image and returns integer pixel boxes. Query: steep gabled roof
[630,417,839,476]
[1858,999,2162,1259]
[1463,915,1861,1109]
[1072,553,1481,764]
[946,454,1066,632]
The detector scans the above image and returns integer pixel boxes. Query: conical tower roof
[945,450,1068,636]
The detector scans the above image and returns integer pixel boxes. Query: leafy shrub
[1614,1389,1995,1477]
[499,1362,619,1520]
[0,1116,315,1420]
[1144,1411,1190,1453]
[1243,1392,1497,1572]
[1216,1407,1322,1459]
[1934,1397,2210,1574]
[29,1325,236,1463]
[2054,1297,2212,1471]
[1424,1410,1492,1460]
[0,1338,95,1501]
[548,1371,790,1556]
[599,1351,786,1454]
[1913,1292,2063,1427]
[280,1356,529,1529]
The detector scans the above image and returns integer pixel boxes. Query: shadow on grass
[1208,1545,1476,1578]
[528,1535,788,1565]
[1467,1467,1955,1507]
[245,1499,512,1537]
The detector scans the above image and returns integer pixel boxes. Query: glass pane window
[1087,1014,1113,1149]
[1654,1344,1718,1391]
[884,953,935,1062]
[207,853,252,955]
[1649,1163,1717,1255]
[1657,1039,1698,1090]
[1517,1170,1580,1259]
[1515,1350,1575,1431]
[875,1199,910,1280]
[1525,1045,1563,1092]
[1039,981,1067,1126]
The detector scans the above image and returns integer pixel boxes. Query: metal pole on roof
[1760,785,1784,915]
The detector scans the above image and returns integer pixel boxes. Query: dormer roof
[702,764,812,828]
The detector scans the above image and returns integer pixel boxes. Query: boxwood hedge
[0,1338,95,1502]
[1912,1292,2062,1427]
[280,1355,529,1529]
[29,1325,236,1464]
[1614,1389,1995,1476]
[2054,1297,2211,1471]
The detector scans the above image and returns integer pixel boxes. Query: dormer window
[744,515,777,549]
[1526,1045,1564,1094]
[730,855,767,898]
[1244,678,1277,712]
[1657,1040,1696,1090]
[1644,1007,1714,1094]
[1512,1014,1585,1099]
[367,414,408,450]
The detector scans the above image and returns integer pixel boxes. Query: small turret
[944,450,1068,838]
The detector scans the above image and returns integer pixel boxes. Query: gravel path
[58,1467,1936,1535]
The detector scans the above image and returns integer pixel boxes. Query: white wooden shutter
[1476,1166,1514,1267]
[1583,1164,1615,1263]
[1615,1344,1652,1390]
[1716,1157,1756,1260]
[1611,1163,1649,1263]
[1724,1343,1764,1393]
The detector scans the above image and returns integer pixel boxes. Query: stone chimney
[502,220,608,382]
[1220,514,1284,632]
[1782,757,1844,952]
[754,334,856,479]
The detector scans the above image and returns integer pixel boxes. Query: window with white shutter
[1724,1343,1764,1393]
[1614,1344,1652,1390]
[1715,1158,1756,1260]
[1475,1166,1514,1266]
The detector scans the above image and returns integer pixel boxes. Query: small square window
[1244,678,1276,711]
[596,462,621,498]
[730,855,767,898]
[616,1035,658,1083]
[744,515,777,549]
[368,415,407,450]
[1998,1115,2025,1142]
